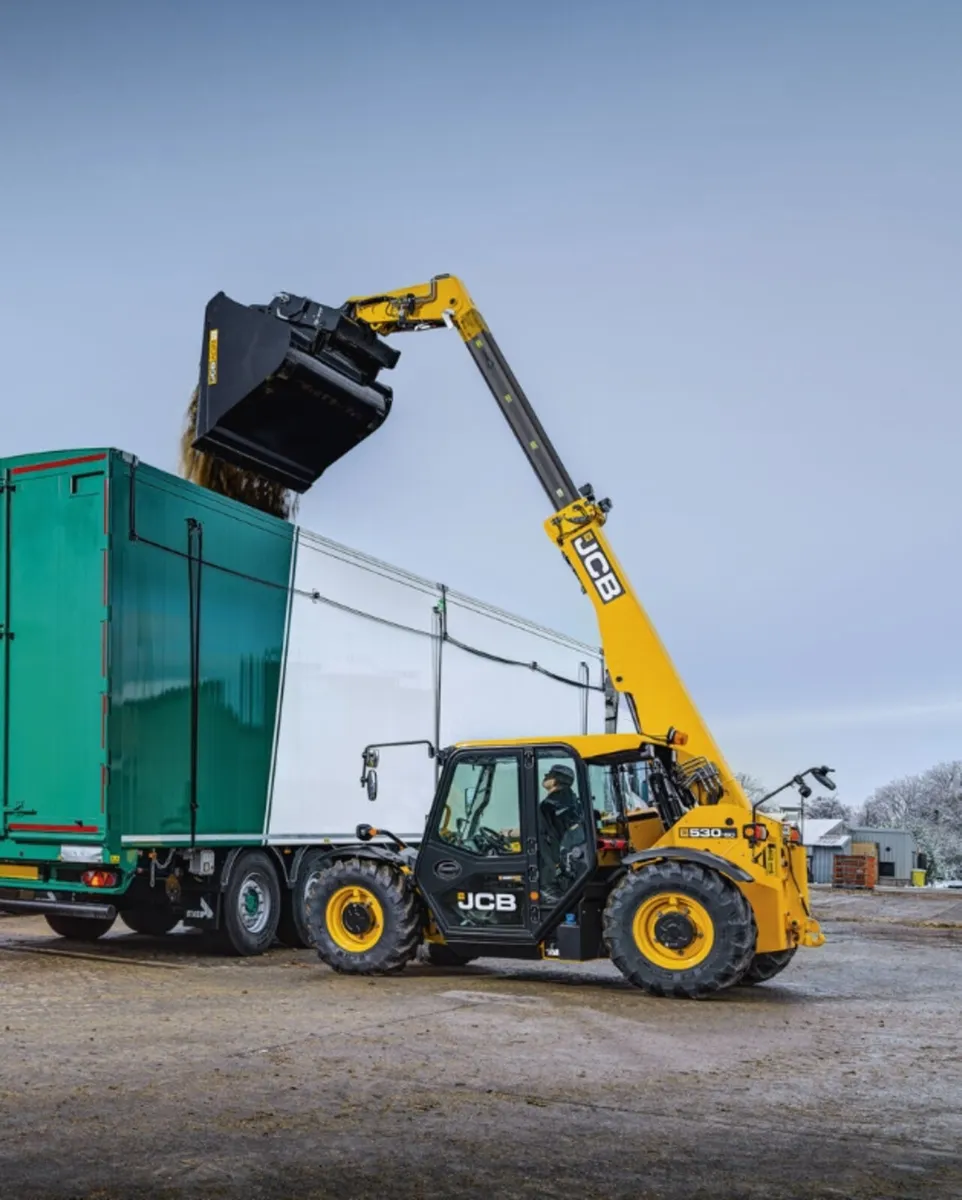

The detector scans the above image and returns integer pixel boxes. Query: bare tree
[803,796,850,821]
[735,772,768,805]
[859,761,962,881]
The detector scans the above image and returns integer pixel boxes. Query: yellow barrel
[911,869,927,887]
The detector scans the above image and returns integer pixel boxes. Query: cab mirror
[366,769,378,802]
[811,766,836,791]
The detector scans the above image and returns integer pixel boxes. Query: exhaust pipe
[193,291,401,493]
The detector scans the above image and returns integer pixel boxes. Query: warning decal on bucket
[207,329,219,385]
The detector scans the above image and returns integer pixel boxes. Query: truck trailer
[0,446,616,953]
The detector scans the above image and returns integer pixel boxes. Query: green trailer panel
[107,457,295,845]
[0,452,109,848]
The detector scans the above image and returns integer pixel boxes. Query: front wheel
[309,857,422,975]
[739,947,797,985]
[603,861,756,999]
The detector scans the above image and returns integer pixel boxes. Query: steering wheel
[473,826,513,856]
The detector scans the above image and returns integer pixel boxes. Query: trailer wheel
[423,942,476,968]
[603,861,756,999]
[121,908,180,937]
[738,947,797,985]
[44,913,117,942]
[218,850,281,956]
[276,849,328,949]
[309,857,422,975]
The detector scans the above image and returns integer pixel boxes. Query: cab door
[414,745,597,949]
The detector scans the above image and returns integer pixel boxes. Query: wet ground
[1,888,961,1199]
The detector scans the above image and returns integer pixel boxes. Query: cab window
[433,755,522,857]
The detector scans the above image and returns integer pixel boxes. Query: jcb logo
[457,891,517,912]
[572,534,624,604]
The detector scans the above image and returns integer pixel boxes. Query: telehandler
[190,275,834,998]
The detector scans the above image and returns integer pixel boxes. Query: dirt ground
[1,888,961,1200]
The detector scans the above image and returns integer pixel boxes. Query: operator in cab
[539,764,588,904]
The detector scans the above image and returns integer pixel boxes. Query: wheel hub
[653,910,696,951]
[341,901,375,937]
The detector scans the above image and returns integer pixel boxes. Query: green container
[0,448,294,890]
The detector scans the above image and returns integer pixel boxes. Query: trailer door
[0,459,108,845]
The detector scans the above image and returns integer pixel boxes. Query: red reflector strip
[11,452,106,476]
[9,823,100,833]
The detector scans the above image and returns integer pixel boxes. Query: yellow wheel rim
[326,885,384,953]
[632,892,715,970]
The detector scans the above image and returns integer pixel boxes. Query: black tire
[217,850,281,956]
[603,861,756,999]
[424,942,476,968]
[44,913,117,942]
[309,856,422,975]
[738,947,797,986]
[121,908,180,937]
[276,849,329,949]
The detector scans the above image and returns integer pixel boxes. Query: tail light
[81,870,118,888]
[743,823,768,842]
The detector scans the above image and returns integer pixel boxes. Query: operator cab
[411,737,688,963]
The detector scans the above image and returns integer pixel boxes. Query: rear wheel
[122,908,179,937]
[276,849,328,949]
[44,913,117,942]
[739,947,797,985]
[309,857,422,975]
[218,850,281,956]
[603,861,756,999]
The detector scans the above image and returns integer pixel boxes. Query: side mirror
[811,766,836,791]
[366,769,378,802]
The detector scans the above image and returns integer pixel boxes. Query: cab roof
[450,733,652,760]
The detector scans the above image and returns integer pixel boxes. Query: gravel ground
[1,889,960,1200]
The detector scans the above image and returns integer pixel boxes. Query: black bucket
[193,291,401,492]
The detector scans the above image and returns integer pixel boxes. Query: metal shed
[799,819,851,885]
[847,827,918,882]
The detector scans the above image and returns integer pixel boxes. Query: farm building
[797,819,921,885]
[847,826,920,883]
[799,819,851,884]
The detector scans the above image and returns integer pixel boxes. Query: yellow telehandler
[189,275,833,998]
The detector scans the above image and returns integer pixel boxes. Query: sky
[1,0,960,805]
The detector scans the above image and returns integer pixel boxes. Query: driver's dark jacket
[540,787,585,875]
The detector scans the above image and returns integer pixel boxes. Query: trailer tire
[738,947,797,985]
[44,913,117,942]
[122,908,180,937]
[309,856,421,975]
[423,942,476,968]
[603,860,756,999]
[276,849,328,949]
[218,850,281,956]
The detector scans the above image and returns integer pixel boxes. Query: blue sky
[1,0,960,804]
